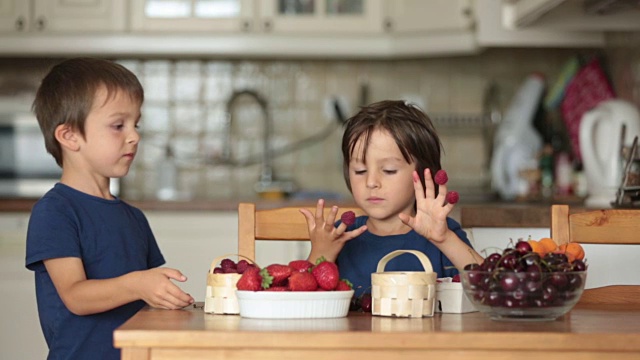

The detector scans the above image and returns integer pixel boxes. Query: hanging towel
[560,57,615,161]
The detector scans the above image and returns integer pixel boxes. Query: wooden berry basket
[371,250,437,318]
[204,254,256,315]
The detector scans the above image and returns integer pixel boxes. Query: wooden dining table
[114,302,640,360]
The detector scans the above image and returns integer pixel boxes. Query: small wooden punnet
[371,250,437,318]
[204,254,256,315]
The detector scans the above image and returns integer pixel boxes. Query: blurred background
[1,0,639,205]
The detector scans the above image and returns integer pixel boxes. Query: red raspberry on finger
[434,169,448,185]
[340,211,356,226]
[445,191,459,204]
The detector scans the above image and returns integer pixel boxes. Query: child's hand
[134,268,194,309]
[300,199,367,263]
[399,169,453,243]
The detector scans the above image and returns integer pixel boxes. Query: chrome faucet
[224,89,295,196]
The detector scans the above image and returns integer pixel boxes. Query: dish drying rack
[613,135,640,208]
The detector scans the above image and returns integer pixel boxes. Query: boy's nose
[366,174,380,189]
[128,129,140,144]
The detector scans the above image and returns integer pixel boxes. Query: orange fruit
[556,242,585,263]
[539,237,558,254]
[527,240,545,256]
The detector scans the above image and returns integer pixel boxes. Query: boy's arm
[44,257,194,316]
[433,230,483,269]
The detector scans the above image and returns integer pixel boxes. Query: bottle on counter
[540,144,554,199]
[156,145,178,201]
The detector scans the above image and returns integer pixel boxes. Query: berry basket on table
[204,254,257,315]
[371,250,437,317]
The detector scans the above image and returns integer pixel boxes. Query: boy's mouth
[367,196,384,203]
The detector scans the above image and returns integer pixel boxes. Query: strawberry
[340,211,356,226]
[220,258,237,273]
[445,190,459,204]
[288,271,318,291]
[236,259,251,274]
[213,267,224,274]
[312,257,340,291]
[263,264,293,287]
[335,279,353,291]
[265,286,288,291]
[452,274,461,283]
[434,169,448,185]
[236,267,263,291]
[288,259,314,273]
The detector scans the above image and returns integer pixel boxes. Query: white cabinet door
[0,0,29,32]
[0,0,125,33]
[257,0,384,34]
[385,0,474,34]
[130,0,254,32]
[33,0,126,32]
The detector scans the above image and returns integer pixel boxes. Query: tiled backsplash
[3,45,638,202]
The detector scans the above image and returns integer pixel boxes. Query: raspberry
[340,211,356,226]
[434,169,448,185]
[445,191,459,204]
[220,258,237,273]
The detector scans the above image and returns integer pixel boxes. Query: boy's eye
[354,170,366,175]
[383,170,398,174]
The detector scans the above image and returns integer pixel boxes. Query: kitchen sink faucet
[224,89,295,197]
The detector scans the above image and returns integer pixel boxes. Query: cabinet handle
[263,19,272,32]
[36,17,45,31]
[15,16,25,31]
[384,18,392,32]
[241,19,251,32]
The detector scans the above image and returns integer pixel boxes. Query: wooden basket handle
[375,250,434,273]
[209,253,256,274]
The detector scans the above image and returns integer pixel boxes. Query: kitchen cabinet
[130,0,383,34]
[0,0,126,33]
[258,0,384,34]
[385,0,473,34]
[502,0,640,31]
[130,0,254,33]
[475,0,605,47]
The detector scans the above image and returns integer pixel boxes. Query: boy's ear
[54,124,80,151]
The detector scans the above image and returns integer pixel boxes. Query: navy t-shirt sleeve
[131,207,165,268]
[26,196,82,270]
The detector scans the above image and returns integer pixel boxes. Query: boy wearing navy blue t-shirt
[26,58,194,360]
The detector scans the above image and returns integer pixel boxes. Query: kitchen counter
[114,302,640,360]
[0,197,359,213]
[460,198,588,228]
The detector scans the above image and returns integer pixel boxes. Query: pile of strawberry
[236,257,353,292]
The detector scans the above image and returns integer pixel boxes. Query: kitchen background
[2,1,640,359]
[3,45,635,202]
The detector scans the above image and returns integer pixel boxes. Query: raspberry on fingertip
[434,169,448,185]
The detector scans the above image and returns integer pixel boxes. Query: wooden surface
[461,204,589,228]
[115,303,640,360]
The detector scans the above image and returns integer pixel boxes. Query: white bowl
[236,290,354,319]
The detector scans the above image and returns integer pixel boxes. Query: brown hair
[341,100,443,192]
[32,57,144,166]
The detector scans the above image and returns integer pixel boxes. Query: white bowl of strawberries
[236,258,354,319]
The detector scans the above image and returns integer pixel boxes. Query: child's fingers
[343,225,368,241]
[299,208,316,228]
[162,268,188,282]
[423,168,435,199]
[314,198,326,220]
[436,183,447,204]
[324,206,339,231]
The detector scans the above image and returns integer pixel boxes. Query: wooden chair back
[550,204,640,305]
[237,202,364,261]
